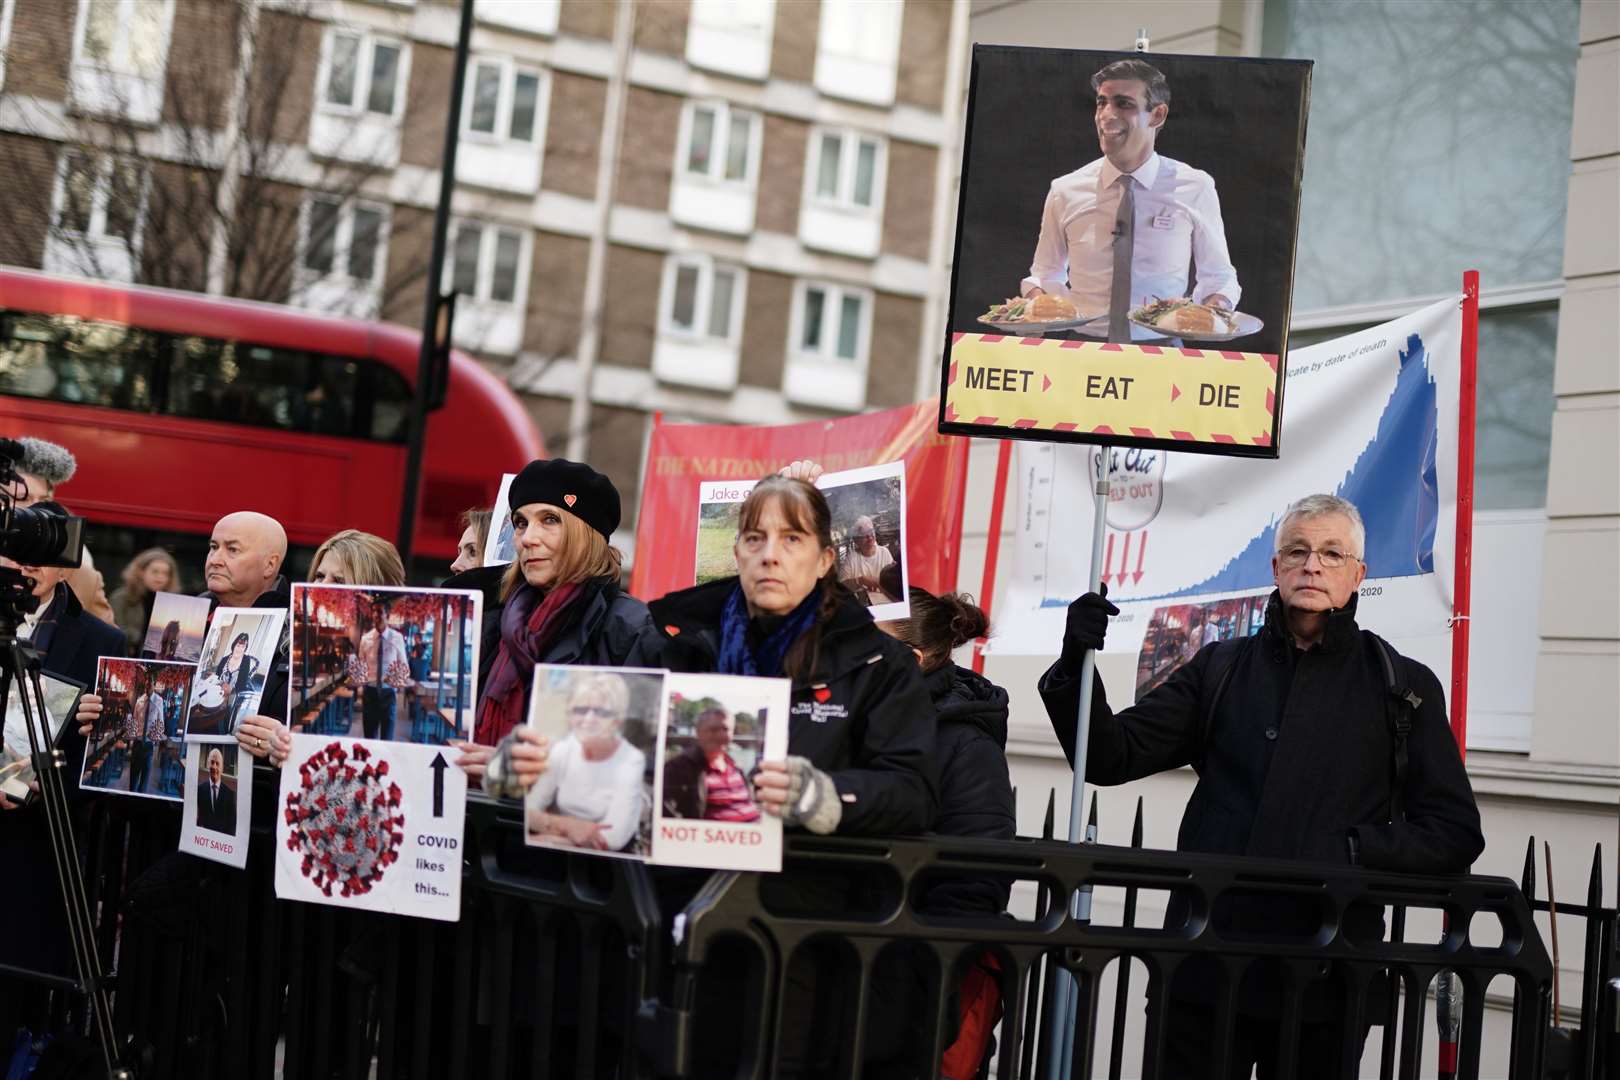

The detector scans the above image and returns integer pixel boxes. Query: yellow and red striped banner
[942,333,1279,449]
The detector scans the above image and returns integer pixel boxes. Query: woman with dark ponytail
[879,588,1015,1080]
[881,588,1015,909]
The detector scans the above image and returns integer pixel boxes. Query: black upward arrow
[429,752,447,817]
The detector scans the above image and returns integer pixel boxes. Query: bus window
[168,336,360,437]
[0,310,157,409]
[364,363,411,442]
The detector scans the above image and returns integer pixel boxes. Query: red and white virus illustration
[284,741,405,897]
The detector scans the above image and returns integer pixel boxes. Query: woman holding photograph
[454,459,661,792]
[526,672,647,852]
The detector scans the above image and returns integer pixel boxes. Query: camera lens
[2,505,84,568]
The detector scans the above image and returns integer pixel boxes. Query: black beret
[507,458,620,539]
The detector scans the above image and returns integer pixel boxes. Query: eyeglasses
[1277,545,1359,569]
[570,705,618,719]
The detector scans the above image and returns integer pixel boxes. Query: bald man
[205,511,288,609]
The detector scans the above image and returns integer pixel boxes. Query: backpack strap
[1368,633,1422,823]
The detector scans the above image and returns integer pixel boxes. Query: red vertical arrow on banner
[1132,530,1148,585]
[1118,533,1132,588]
[1099,532,1115,587]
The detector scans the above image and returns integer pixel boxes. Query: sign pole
[972,440,1014,674]
[1046,457,1112,1080]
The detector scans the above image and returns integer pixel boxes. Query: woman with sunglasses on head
[451,459,661,792]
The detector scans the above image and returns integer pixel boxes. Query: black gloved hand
[1058,583,1120,673]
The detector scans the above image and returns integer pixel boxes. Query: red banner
[630,400,971,602]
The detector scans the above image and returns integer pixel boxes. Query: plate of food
[978,294,1103,335]
[1128,298,1263,342]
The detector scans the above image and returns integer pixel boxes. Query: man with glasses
[1038,493,1481,1077]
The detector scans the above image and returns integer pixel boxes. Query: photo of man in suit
[196,747,237,835]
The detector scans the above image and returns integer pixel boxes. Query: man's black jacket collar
[1259,588,1361,660]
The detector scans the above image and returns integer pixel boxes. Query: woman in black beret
[450,459,660,791]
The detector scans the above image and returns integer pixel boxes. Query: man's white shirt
[1021,152,1240,341]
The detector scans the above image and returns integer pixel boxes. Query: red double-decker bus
[0,268,541,584]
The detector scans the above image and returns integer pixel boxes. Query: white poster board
[180,742,253,868]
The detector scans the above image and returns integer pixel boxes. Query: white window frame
[676,99,762,188]
[0,0,18,92]
[70,0,176,79]
[443,220,530,306]
[51,150,149,252]
[316,27,409,121]
[460,55,546,145]
[812,0,903,107]
[807,127,887,213]
[658,254,746,344]
[685,0,776,80]
[297,195,391,289]
[790,280,872,367]
[474,0,560,36]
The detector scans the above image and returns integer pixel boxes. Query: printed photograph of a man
[945,45,1309,369]
[1023,59,1239,342]
[196,746,238,835]
[662,704,762,824]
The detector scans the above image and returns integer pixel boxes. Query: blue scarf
[716,584,821,677]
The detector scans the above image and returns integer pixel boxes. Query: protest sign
[988,297,1464,703]
[633,401,967,602]
[1,673,81,803]
[180,742,252,868]
[287,584,482,744]
[80,658,196,801]
[939,46,1311,457]
[185,608,286,742]
[482,472,518,567]
[652,673,787,873]
[694,461,911,621]
[275,734,467,921]
[141,592,212,661]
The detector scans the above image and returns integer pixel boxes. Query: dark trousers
[128,741,152,792]
[361,687,396,741]
[1155,1000,1372,1080]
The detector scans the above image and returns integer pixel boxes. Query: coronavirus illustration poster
[274,734,467,921]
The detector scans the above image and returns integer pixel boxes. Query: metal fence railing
[5,765,1611,1080]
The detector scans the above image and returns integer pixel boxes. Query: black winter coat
[1040,591,1482,873]
[648,578,938,837]
[922,662,1016,917]
[444,565,663,713]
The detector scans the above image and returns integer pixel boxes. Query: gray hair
[1275,494,1366,558]
[17,437,76,487]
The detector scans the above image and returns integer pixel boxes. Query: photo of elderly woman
[523,666,662,859]
[185,608,286,742]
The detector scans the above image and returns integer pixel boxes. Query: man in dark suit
[196,748,237,835]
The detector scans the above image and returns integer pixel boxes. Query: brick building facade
[0,0,962,538]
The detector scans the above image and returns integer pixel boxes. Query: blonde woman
[455,459,660,792]
[108,546,180,653]
[235,530,406,765]
[526,672,646,852]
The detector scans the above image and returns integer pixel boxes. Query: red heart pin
[813,687,831,704]
[563,493,577,507]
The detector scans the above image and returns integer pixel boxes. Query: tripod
[1,619,130,1079]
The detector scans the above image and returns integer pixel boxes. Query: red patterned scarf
[474,581,584,745]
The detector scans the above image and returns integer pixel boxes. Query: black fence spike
[1087,791,1098,834]
[1521,834,1537,901]
[1589,843,1604,910]
[1131,797,1144,849]
[1043,788,1056,841]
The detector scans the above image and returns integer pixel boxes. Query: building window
[813,0,902,107]
[300,197,388,286]
[796,283,867,363]
[686,0,775,81]
[661,257,743,343]
[320,30,405,118]
[654,255,747,391]
[69,0,175,123]
[462,57,543,143]
[54,152,145,248]
[671,100,761,235]
[811,130,883,210]
[475,0,560,36]
[682,100,759,185]
[0,0,18,91]
[449,223,525,304]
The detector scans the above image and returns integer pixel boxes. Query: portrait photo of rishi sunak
[947,46,1311,357]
